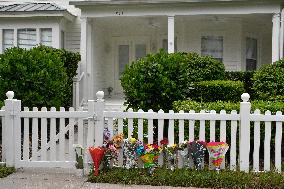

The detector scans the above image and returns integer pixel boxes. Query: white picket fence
[0,91,283,173]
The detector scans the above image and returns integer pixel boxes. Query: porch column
[168,16,175,53]
[272,13,281,63]
[80,17,93,103]
[280,10,284,59]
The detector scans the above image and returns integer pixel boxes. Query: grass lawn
[88,167,284,189]
[0,166,15,178]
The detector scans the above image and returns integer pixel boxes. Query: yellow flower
[130,138,137,144]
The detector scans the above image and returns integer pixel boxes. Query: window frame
[245,37,258,71]
[2,29,14,51]
[1,27,53,52]
[201,35,224,62]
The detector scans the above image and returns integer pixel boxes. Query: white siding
[65,18,81,52]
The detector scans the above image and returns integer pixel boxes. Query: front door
[114,37,149,95]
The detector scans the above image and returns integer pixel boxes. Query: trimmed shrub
[88,167,284,189]
[252,59,284,100]
[225,71,255,99]
[0,46,79,109]
[0,167,15,178]
[121,50,225,111]
[34,46,81,108]
[173,99,284,114]
[192,80,245,102]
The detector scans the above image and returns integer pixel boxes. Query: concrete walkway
[0,168,203,189]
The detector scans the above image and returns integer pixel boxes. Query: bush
[88,167,284,189]
[225,71,255,99]
[121,50,225,111]
[0,166,15,178]
[0,46,79,109]
[173,99,284,114]
[253,59,284,100]
[192,80,245,102]
[33,46,81,108]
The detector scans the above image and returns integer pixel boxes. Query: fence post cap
[241,93,250,102]
[6,91,14,100]
[96,91,104,101]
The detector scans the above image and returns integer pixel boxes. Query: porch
[71,0,284,109]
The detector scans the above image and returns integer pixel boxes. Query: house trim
[70,0,284,6]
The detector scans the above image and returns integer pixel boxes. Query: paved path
[0,168,203,189]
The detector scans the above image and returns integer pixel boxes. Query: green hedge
[225,71,255,99]
[121,50,225,112]
[36,46,80,108]
[192,80,245,102]
[253,59,284,101]
[173,100,284,114]
[0,46,80,109]
[88,168,284,189]
[0,166,15,178]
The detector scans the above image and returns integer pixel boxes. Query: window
[201,36,223,62]
[2,29,14,51]
[118,45,129,76]
[40,28,52,47]
[17,28,37,49]
[135,44,146,60]
[246,37,257,71]
[1,28,53,51]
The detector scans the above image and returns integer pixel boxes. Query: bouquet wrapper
[140,153,157,168]
[207,142,229,170]
[188,141,206,170]
[89,147,105,176]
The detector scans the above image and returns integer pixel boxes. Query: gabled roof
[0,3,75,21]
[0,3,65,12]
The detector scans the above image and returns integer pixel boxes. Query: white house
[0,0,284,109]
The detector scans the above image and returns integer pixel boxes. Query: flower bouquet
[207,142,229,171]
[178,141,189,167]
[89,146,105,176]
[102,129,119,170]
[188,141,207,170]
[136,142,161,175]
[123,138,139,169]
[162,141,178,170]
[73,144,84,169]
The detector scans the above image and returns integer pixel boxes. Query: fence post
[94,91,105,147]
[4,91,15,166]
[13,99,21,168]
[239,93,251,172]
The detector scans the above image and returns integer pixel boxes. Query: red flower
[160,138,169,146]
[152,144,159,150]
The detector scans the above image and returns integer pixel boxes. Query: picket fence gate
[0,91,283,173]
